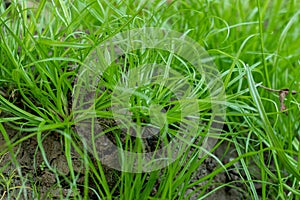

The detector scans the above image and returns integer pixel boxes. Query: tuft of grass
[0,0,299,199]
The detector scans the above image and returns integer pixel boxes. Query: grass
[0,0,300,199]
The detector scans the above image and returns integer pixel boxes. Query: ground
[0,122,253,199]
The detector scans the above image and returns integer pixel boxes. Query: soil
[0,121,253,199]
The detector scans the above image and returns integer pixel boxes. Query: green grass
[1,0,300,199]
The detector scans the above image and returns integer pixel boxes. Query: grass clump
[0,0,300,199]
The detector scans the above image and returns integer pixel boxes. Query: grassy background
[0,0,300,199]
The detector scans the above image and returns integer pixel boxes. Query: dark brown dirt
[0,121,250,200]
[0,125,82,199]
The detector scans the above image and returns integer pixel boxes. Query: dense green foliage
[0,0,300,199]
